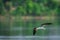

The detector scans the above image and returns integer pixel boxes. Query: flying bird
[33,23,52,35]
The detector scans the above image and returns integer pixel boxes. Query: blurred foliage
[0,0,59,16]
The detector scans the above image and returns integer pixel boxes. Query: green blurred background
[0,0,60,36]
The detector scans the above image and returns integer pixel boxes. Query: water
[0,36,60,40]
[0,26,60,40]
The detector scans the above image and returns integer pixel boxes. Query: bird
[33,23,52,35]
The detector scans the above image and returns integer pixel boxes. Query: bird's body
[33,23,52,35]
[33,26,45,35]
[36,27,46,30]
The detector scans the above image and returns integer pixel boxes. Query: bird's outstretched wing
[41,23,52,26]
[33,28,36,35]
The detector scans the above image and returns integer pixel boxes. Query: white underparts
[36,27,46,30]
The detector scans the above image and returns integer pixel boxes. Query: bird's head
[33,27,37,31]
